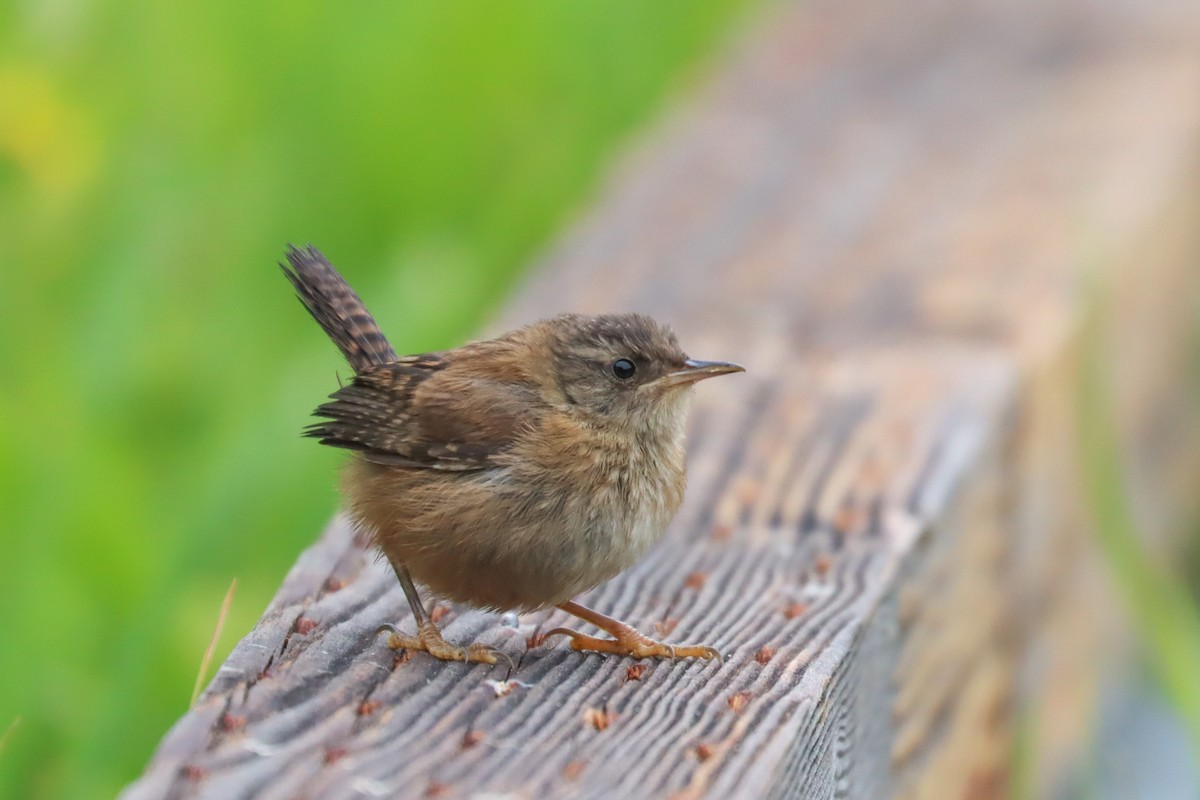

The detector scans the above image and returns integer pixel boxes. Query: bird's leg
[378,564,507,666]
[545,600,721,661]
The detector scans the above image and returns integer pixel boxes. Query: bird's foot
[544,622,720,662]
[377,621,510,666]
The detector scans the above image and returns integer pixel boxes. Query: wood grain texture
[124,0,1200,797]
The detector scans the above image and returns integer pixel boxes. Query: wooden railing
[124,0,1200,797]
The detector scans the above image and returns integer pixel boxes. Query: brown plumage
[282,245,743,663]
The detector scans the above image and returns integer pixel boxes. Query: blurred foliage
[1078,277,1200,770]
[0,1,752,796]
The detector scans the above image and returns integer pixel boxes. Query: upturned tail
[281,245,398,373]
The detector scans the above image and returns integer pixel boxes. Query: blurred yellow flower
[0,63,101,201]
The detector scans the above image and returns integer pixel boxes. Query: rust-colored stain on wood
[782,602,808,620]
[179,765,205,783]
[219,713,245,733]
[625,664,648,683]
[653,618,680,638]
[727,691,753,714]
[583,707,617,732]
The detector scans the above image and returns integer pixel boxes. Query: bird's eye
[612,358,636,380]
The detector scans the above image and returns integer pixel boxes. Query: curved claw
[376,621,509,666]
[543,626,586,642]
[544,625,720,662]
[471,643,515,671]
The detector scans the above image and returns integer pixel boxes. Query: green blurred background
[0,2,753,796]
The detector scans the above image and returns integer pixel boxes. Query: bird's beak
[648,358,745,389]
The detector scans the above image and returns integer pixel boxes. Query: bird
[281,244,743,663]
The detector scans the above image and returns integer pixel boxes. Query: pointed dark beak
[651,358,745,389]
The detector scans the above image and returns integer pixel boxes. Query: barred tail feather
[281,245,397,372]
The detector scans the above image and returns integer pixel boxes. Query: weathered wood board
[124,0,1200,797]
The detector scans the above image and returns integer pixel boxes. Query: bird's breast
[504,413,688,582]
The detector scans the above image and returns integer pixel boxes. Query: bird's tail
[281,245,398,373]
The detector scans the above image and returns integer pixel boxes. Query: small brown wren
[282,245,743,663]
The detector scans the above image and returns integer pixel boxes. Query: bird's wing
[305,354,534,470]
